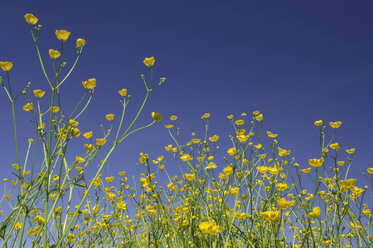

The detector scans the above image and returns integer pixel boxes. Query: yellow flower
[329,142,340,150]
[257,166,268,174]
[170,115,178,121]
[276,182,288,191]
[351,187,364,199]
[362,209,371,217]
[202,113,211,119]
[183,173,195,182]
[83,131,92,139]
[223,166,233,176]
[205,162,217,170]
[278,147,291,157]
[70,128,81,137]
[329,121,342,129]
[105,114,114,121]
[180,154,193,161]
[82,78,96,90]
[301,168,312,174]
[253,110,260,115]
[33,89,45,98]
[68,119,79,127]
[24,13,38,25]
[308,157,324,168]
[11,164,19,170]
[267,131,278,138]
[255,114,263,121]
[48,49,61,59]
[307,206,321,219]
[227,147,237,156]
[96,138,107,147]
[261,210,280,222]
[209,135,219,142]
[227,115,233,119]
[235,120,244,125]
[237,134,249,143]
[14,221,23,230]
[143,56,155,67]
[229,187,239,196]
[118,88,127,97]
[105,177,114,183]
[165,124,173,129]
[37,123,44,130]
[23,103,33,111]
[367,168,373,175]
[346,148,355,154]
[268,167,279,175]
[199,221,221,235]
[277,198,291,210]
[151,112,163,122]
[52,106,60,113]
[76,38,86,47]
[337,161,345,166]
[75,156,85,164]
[314,120,323,127]
[0,62,13,71]
[84,144,95,151]
[338,179,357,192]
[55,30,71,42]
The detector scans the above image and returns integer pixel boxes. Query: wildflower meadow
[0,13,373,248]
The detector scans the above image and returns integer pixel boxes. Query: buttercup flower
[151,112,163,122]
[209,135,219,142]
[75,156,85,164]
[118,88,127,97]
[255,114,263,121]
[261,211,280,222]
[307,206,321,219]
[24,13,38,25]
[52,106,60,113]
[83,131,92,139]
[338,179,357,192]
[55,30,71,42]
[96,138,107,147]
[267,131,278,138]
[23,103,33,111]
[277,198,291,210]
[68,119,79,127]
[346,148,355,154]
[199,221,221,235]
[329,142,340,150]
[0,62,13,71]
[276,182,288,191]
[183,173,195,182]
[48,49,61,59]
[105,114,114,121]
[314,120,323,126]
[82,78,96,90]
[329,121,342,129]
[367,168,373,175]
[33,89,45,98]
[227,147,237,156]
[308,157,324,168]
[143,56,155,67]
[76,38,86,47]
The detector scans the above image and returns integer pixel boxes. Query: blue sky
[0,0,373,200]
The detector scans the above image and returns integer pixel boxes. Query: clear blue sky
[0,0,372,197]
